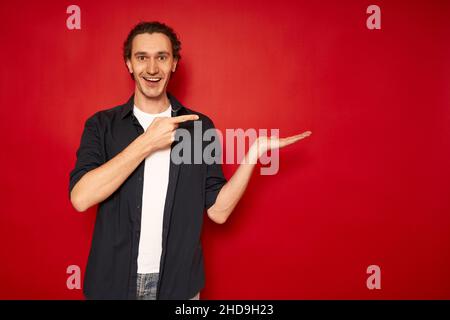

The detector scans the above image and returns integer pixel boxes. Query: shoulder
[84,102,129,127]
[182,105,217,130]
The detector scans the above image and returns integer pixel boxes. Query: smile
[143,76,162,83]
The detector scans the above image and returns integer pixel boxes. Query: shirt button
[138,176,143,181]
[137,204,141,209]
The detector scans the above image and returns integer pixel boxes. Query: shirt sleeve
[69,114,104,198]
[204,119,228,210]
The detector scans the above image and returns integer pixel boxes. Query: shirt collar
[121,92,184,119]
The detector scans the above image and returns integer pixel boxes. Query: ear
[126,59,133,74]
[172,58,178,73]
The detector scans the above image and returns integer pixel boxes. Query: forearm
[70,134,152,212]
[207,145,259,224]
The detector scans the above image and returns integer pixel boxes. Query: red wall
[0,0,449,299]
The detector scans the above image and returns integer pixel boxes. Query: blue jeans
[136,273,200,300]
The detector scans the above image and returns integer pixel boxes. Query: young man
[69,21,311,300]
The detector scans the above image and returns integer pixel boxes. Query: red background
[0,0,449,299]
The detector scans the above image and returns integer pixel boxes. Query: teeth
[144,77,161,82]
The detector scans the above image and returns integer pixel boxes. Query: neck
[134,89,170,114]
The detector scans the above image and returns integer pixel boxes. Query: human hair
[123,21,182,63]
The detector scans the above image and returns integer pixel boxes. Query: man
[69,21,311,300]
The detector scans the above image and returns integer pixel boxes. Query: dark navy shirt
[69,93,227,299]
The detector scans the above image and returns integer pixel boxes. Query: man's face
[126,32,178,100]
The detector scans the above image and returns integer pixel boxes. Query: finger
[172,114,199,124]
[279,131,312,147]
[293,131,312,138]
[287,131,312,141]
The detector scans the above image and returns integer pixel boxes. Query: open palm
[252,131,312,159]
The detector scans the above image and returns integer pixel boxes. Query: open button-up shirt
[69,93,227,299]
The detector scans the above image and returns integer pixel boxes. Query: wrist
[246,143,259,165]
[136,134,154,159]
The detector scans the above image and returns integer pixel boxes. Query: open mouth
[143,76,162,86]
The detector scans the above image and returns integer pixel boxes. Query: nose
[147,57,159,75]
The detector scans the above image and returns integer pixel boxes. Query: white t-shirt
[133,104,172,274]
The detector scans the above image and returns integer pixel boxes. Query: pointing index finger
[172,114,200,123]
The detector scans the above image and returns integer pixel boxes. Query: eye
[137,56,147,61]
[158,56,167,61]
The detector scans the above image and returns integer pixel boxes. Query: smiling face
[126,32,178,101]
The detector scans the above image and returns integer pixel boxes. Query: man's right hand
[142,114,199,154]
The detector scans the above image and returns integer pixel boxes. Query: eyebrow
[134,51,170,56]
